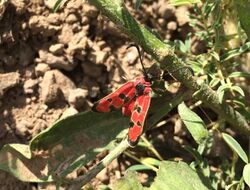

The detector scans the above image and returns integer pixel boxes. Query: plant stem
[141,136,164,161]
[88,0,250,135]
[124,151,158,172]
[68,139,129,190]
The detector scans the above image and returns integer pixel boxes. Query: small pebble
[66,13,78,24]
[35,63,50,76]
[3,110,9,117]
[49,44,64,55]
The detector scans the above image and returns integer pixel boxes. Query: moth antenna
[126,44,149,81]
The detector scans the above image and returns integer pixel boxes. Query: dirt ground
[0,0,200,189]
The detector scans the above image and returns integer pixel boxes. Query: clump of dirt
[0,0,197,189]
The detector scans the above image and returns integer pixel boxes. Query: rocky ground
[0,0,199,189]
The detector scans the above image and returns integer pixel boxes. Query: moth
[92,45,152,147]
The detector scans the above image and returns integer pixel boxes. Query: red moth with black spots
[92,45,152,147]
[92,77,151,146]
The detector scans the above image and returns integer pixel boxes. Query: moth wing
[92,81,135,113]
[128,94,151,147]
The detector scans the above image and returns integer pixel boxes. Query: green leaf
[232,86,245,97]
[0,144,50,182]
[0,111,129,182]
[217,84,230,103]
[53,0,68,12]
[178,102,209,144]
[228,71,250,78]
[170,0,201,6]
[0,92,184,183]
[243,164,250,188]
[210,51,220,61]
[113,171,144,190]
[234,0,250,39]
[141,157,160,167]
[222,133,248,164]
[134,0,143,10]
[150,161,213,190]
[127,164,153,171]
[209,78,220,88]
[221,42,250,62]
[113,161,213,190]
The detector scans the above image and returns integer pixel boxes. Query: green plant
[1,0,250,189]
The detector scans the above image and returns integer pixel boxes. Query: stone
[96,167,109,183]
[53,70,76,98]
[29,15,61,37]
[15,120,30,136]
[68,88,88,108]
[23,79,38,94]
[40,70,60,104]
[38,50,76,71]
[158,3,175,19]
[40,70,76,104]
[3,109,9,117]
[175,6,189,26]
[83,4,98,18]
[44,0,56,10]
[49,43,64,55]
[59,24,74,44]
[66,13,78,24]
[125,47,138,65]
[167,21,177,31]
[0,0,8,20]
[47,13,61,25]
[66,31,88,61]
[11,0,29,15]
[0,72,20,98]
[89,50,108,65]
[35,63,50,76]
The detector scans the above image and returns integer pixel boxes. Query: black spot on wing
[118,93,126,99]
[124,97,130,103]
[129,122,134,128]
[109,105,116,111]
[136,106,142,113]
[107,98,112,102]
[137,121,142,126]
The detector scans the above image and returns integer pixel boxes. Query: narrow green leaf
[178,102,209,144]
[243,164,250,188]
[150,161,213,190]
[134,0,143,10]
[210,51,220,61]
[170,0,201,6]
[141,157,160,167]
[217,84,230,103]
[234,0,250,39]
[221,42,250,62]
[232,86,245,97]
[53,0,67,12]
[225,181,240,190]
[222,133,248,164]
[113,171,144,190]
[184,146,203,162]
[229,71,250,78]
[209,78,220,88]
[127,164,153,171]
